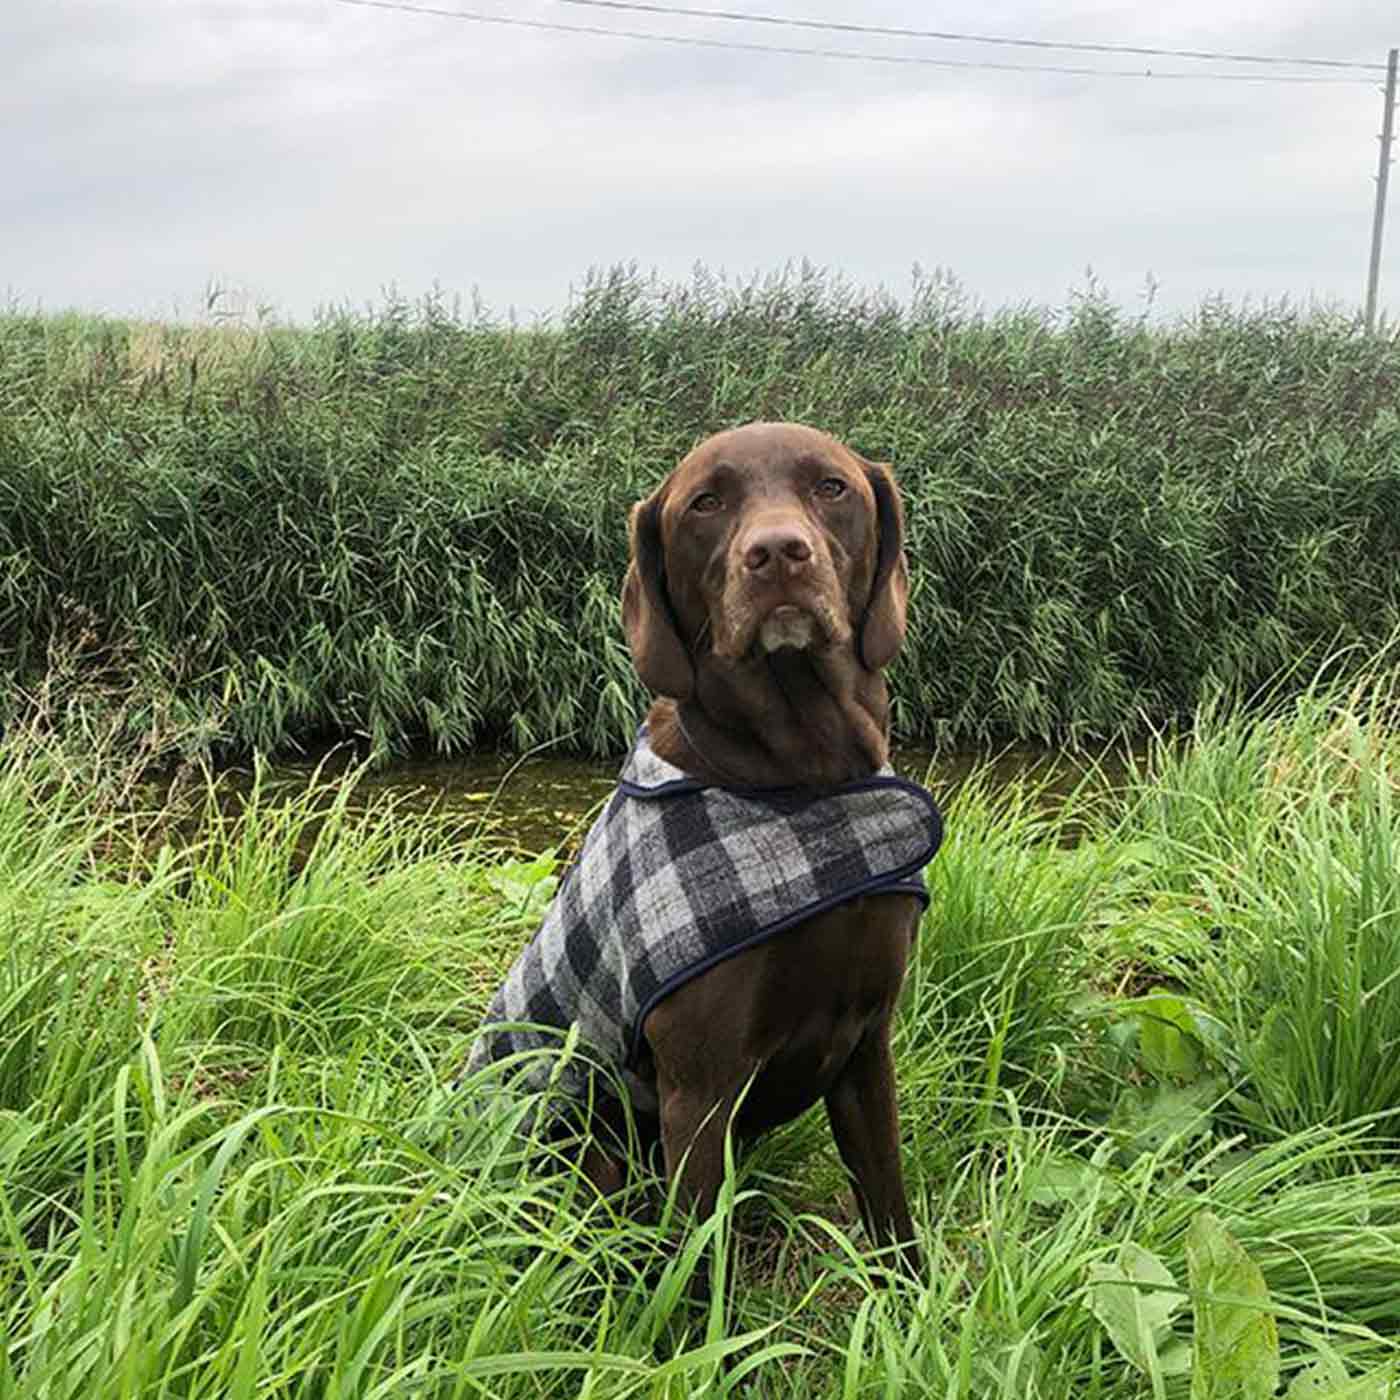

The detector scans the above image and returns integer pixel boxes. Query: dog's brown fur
[609,422,920,1273]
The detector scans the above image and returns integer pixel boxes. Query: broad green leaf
[483,856,558,916]
[1086,1242,1185,1375]
[1286,1361,1399,1399]
[1186,1212,1278,1400]
[1111,1077,1222,1163]
[0,1112,42,1172]
[1137,994,1204,1081]
[1028,1156,1108,1208]
[1159,1339,1194,1378]
[1286,1354,1352,1398]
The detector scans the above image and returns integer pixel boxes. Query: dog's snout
[742,524,813,575]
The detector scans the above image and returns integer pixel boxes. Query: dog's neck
[646,647,891,789]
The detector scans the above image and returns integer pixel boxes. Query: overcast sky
[4,1,1396,326]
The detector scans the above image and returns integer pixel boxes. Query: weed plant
[4,671,1400,1395]
[3,266,1399,762]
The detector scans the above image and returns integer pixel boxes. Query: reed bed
[4,672,1400,1395]
[3,266,1400,762]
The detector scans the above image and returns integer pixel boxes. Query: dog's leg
[824,1022,920,1278]
[580,1139,627,1195]
[577,1092,653,1198]
[657,1080,737,1301]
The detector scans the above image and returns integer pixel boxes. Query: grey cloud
[3,0,1395,324]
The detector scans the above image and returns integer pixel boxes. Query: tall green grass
[5,673,1400,1395]
[1117,663,1400,1141]
[4,266,1399,762]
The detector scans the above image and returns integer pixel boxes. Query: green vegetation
[4,267,1399,762]
[5,671,1400,1396]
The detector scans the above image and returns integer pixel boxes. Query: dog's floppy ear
[621,489,694,699]
[858,460,909,672]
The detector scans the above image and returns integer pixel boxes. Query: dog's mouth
[711,568,853,662]
[757,604,819,654]
[743,594,852,659]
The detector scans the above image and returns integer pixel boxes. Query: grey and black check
[468,730,943,1101]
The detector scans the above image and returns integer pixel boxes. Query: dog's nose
[742,526,813,575]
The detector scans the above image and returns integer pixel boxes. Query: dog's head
[621,422,908,701]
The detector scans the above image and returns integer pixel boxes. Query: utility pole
[1364,47,1397,334]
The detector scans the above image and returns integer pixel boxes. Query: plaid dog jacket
[468,730,943,1108]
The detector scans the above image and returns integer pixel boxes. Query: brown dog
[471,421,934,1278]
[613,421,927,1271]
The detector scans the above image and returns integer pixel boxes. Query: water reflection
[257,741,1127,854]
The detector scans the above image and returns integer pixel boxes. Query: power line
[555,0,1387,73]
[332,0,1380,83]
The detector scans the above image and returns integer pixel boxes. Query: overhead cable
[332,0,1381,83]
[554,0,1388,73]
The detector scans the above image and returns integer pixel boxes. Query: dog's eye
[689,491,723,514]
[815,478,848,500]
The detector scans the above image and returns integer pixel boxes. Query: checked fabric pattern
[467,729,943,1104]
